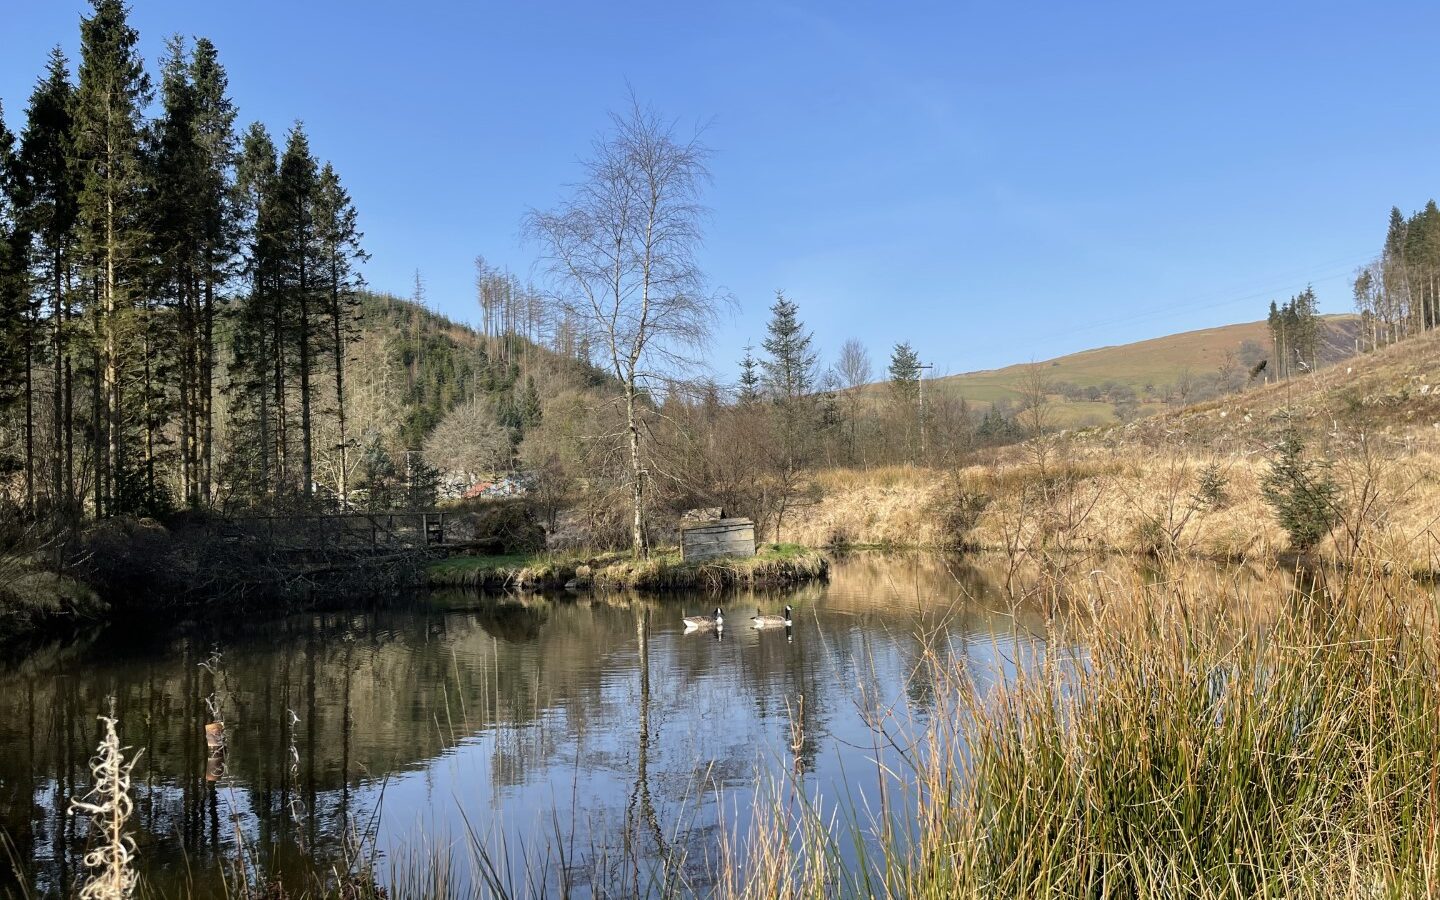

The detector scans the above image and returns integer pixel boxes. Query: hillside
[787,322,1440,572]
[232,292,616,506]
[923,314,1363,428]
[1104,325,1440,452]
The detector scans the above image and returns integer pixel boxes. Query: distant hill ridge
[919,314,1363,428]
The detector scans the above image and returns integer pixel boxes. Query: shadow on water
[0,551,1332,897]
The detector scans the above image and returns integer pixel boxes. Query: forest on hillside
[1353,201,1440,346]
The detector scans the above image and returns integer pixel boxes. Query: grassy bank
[781,441,1440,576]
[918,567,1440,897]
[0,552,105,642]
[784,329,1440,574]
[425,542,829,591]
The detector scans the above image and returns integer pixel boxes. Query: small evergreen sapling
[1261,429,1339,552]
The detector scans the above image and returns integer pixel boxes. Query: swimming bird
[683,607,724,630]
[751,605,793,629]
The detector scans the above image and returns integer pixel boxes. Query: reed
[382,564,1440,899]
[918,568,1440,898]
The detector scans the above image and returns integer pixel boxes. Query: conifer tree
[189,37,237,501]
[0,103,27,492]
[760,290,816,401]
[737,345,761,404]
[275,125,320,499]
[151,36,202,504]
[313,161,366,508]
[227,122,282,501]
[888,341,922,457]
[888,341,921,404]
[19,48,80,509]
[518,375,543,429]
[760,290,818,473]
[73,0,152,514]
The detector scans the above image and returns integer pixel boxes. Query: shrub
[1193,462,1228,509]
[931,483,991,549]
[1261,429,1339,551]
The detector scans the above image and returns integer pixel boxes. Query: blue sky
[3,1,1437,378]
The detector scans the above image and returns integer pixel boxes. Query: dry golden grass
[790,443,1440,574]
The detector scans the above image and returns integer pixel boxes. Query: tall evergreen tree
[760,290,818,472]
[189,38,236,500]
[736,345,761,404]
[1417,202,1440,330]
[73,0,153,514]
[19,48,80,510]
[146,36,237,508]
[226,122,282,502]
[313,161,366,508]
[888,341,921,405]
[150,36,201,505]
[275,124,320,499]
[760,290,817,401]
[0,102,27,494]
[888,341,922,457]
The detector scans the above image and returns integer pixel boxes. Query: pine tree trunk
[201,276,214,503]
[93,344,105,516]
[104,191,119,515]
[332,271,348,511]
[142,318,155,506]
[52,257,64,509]
[179,281,194,505]
[256,281,271,494]
[299,264,313,500]
[64,347,73,509]
[24,298,35,516]
[273,295,287,496]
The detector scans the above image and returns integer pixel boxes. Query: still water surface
[1,553,1061,896]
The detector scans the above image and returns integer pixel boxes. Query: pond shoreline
[425,543,830,592]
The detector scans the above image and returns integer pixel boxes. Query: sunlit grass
[424,544,828,591]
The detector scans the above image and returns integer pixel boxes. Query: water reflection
[0,552,1313,896]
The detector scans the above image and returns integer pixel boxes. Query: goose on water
[683,607,724,630]
[751,605,793,628]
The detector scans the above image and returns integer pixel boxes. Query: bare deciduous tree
[834,338,871,463]
[1018,363,1054,437]
[423,401,513,480]
[526,96,725,557]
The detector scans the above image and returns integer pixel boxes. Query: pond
[0,553,1135,897]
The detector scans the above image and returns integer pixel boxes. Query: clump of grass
[921,569,1440,898]
[588,544,827,590]
[425,552,588,589]
[427,545,828,592]
[69,709,143,900]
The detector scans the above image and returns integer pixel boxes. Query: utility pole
[918,362,935,461]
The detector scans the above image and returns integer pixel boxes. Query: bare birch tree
[834,338,871,464]
[526,97,723,557]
